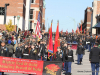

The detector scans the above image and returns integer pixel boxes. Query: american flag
[35,11,42,39]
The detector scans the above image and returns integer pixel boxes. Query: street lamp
[67,16,76,31]
[14,16,16,25]
[4,3,9,24]
[17,15,20,32]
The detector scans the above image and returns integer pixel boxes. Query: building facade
[91,0,100,34]
[0,0,45,32]
[82,7,92,35]
[0,0,26,31]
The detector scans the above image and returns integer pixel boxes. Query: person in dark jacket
[0,41,9,57]
[87,36,92,52]
[37,41,45,60]
[6,40,14,57]
[63,45,74,75]
[23,43,29,59]
[55,47,63,61]
[0,41,9,75]
[29,44,37,60]
[76,42,85,65]
[82,37,86,49]
[15,43,22,58]
[89,43,100,75]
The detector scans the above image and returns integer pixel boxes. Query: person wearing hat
[76,42,85,65]
[54,46,63,61]
[23,43,29,59]
[15,43,22,58]
[63,45,74,75]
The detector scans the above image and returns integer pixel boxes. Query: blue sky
[45,0,93,32]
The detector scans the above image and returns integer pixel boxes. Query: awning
[93,22,100,28]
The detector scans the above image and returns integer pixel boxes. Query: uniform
[76,45,85,65]
[0,46,9,57]
[23,47,29,59]
[15,47,22,58]
[38,44,45,60]
[55,50,63,61]
[29,48,37,60]
[0,41,9,75]
[63,47,74,75]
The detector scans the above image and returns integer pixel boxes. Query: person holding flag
[54,21,60,59]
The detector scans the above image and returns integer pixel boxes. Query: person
[89,42,100,75]
[0,41,9,75]
[55,47,63,61]
[76,42,85,65]
[0,41,9,57]
[37,41,45,60]
[15,43,22,58]
[87,36,92,52]
[63,45,74,75]
[82,37,86,49]
[62,43,68,71]
[0,33,3,47]
[23,43,29,59]
[6,40,14,57]
[29,44,37,60]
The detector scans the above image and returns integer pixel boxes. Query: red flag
[76,30,77,33]
[80,24,82,33]
[72,29,74,33]
[66,30,68,34]
[48,22,53,53]
[84,29,85,34]
[61,29,63,35]
[54,21,60,54]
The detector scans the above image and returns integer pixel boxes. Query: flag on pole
[54,21,60,54]
[76,25,80,34]
[35,11,42,39]
[72,29,74,33]
[66,30,68,34]
[48,21,53,53]
[84,29,85,34]
[80,24,82,33]
[61,29,63,35]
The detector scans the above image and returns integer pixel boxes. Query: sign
[0,57,62,75]
[43,61,62,75]
[0,56,43,75]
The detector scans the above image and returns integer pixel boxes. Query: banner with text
[0,56,43,75]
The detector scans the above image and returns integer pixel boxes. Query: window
[0,7,5,15]
[31,0,34,3]
[30,21,32,29]
[30,9,33,19]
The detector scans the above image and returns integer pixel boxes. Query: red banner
[0,56,43,75]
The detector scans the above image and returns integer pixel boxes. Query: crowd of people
[0,29,100,75]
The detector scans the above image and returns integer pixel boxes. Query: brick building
[0,0,45,32]
[91,0,100,34]
[81,7,92,35]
